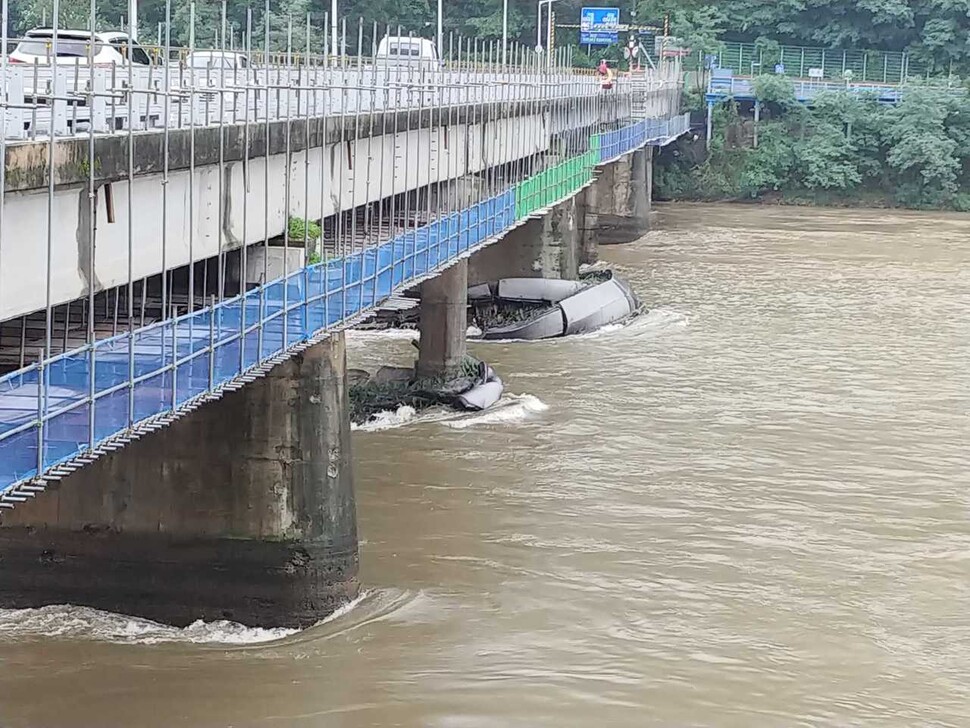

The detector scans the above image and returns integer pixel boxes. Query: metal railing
[684,40,925,84]
[706,76,906,103]
[2,49,602,141]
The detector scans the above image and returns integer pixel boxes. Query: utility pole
[331,0,337,58]
[129,0,138,40]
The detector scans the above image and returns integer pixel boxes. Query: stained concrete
[4,96,617,193]
[468,197,581,285]
[0,334,358,628]
[581,147,653,259]
[416,260,468,381]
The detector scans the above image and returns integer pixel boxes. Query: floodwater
[1,203,969,727]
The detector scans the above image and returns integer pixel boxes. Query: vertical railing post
[170,310,178,411]
[208,295,216,392]
[37,353,46,479]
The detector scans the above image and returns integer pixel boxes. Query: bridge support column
[0,334,358,629]
[468,197,580,285]
[581,147,652,258]
[417,260,468,381]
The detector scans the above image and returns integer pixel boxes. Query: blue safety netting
[0,188,515,493]
[596,117,677,163]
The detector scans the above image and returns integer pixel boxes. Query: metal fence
[706,76,906,104]
[2,57,609,141]
[685,40,925,84]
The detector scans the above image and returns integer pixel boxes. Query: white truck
[374,36,440,67]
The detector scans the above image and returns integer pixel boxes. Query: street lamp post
[537,0,558,60]
[502,0,508,65]
[437,0,443,58]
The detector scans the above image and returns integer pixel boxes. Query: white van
[375,36,439,66]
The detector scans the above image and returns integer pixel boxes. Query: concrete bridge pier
[417,260,469,380]
[581,147,653,263]
[0,335,358,629]
[468,197,581,285]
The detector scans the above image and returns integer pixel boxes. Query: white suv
[9,28,153,66]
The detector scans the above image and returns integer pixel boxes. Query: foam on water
[626,306,690,336]
[352,394,549,433]
[0,605,298,645]
[572,322,627,339]
[443,393,549,429]
[352,404,418,432]
[346,328,419,346]
[0,593,373,646]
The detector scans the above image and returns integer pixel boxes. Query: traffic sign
[580,7,620,45]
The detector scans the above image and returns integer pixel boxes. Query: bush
[288,216,322,244]
[752,74,796,106]
[653,86,970,210]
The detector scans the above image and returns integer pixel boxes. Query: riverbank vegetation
[643,0,970,78]
[655,79,970,211]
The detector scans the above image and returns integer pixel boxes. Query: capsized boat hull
[475,272,639,340]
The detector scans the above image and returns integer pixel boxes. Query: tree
[884,88,961,205]
[13,0,112,32]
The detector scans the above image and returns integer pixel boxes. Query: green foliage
[793,122,861,190]
[673,6,726,58]
[288,216,321,244]
[11,0,550,52]
[636,0,970,77]
[20,0,970,75]
[751,74,795,106]
[753,36,782,70]
[738,122,794,195]
[656,87,970,210]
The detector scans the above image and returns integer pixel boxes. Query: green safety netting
[514,136,600,220]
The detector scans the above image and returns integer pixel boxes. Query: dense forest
[650,0,970,76]
[655,80,970,210]
[10,0,970,74]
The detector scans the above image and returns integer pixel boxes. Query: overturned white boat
[454,363,503,411]
[469,270,640,340]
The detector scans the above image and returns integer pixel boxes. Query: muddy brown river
[1,204,968,727]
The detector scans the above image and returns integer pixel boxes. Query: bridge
[705,72,907,105]
[0,29,686,627]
